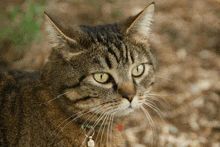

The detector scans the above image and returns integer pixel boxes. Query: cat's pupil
[136,67,139,72]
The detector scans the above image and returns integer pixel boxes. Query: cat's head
[44,3,155,117]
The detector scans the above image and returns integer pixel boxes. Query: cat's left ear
[44,12,80,48]
[124,2,154,43]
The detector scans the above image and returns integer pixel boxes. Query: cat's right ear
[44,12,78,48]
[123,2,155,44]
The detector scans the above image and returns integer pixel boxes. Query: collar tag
[118,125,123,131]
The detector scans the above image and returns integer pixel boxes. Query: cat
[0,2,156,147]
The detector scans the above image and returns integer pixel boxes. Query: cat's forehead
[79,24,147,55]
[78,26,150,67]
[68,24,154,73]
[83,41,150,73]
[79,24,123,46]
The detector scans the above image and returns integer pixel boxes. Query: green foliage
[111,8,120,18]
[0,1,46,49]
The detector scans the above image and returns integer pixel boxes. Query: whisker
[95,112,109,146]
[79,104,114,146]
[86,103,114,127]
[91,106,113,146]
[82,105,113,147]
[145,99,158,107]
[145,93,167,97]
[81,111,107,147]
[143,102,165,124]
[147,96,170,110]
[80,105,104,130]
[111,113,115,147]
[51,109,86,138]
[109,113,114,147]
[140,93,169,110]
[50,106,101,146]
[49,109,88,146]
[43,91,70,105]
[92,106,113,129]
[107,113,112,147]
[100,113,110,147]
[140,106,157,146]
[145,93,172,109]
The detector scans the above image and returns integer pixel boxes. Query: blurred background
[0,0,220,146]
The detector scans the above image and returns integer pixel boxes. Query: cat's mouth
[116,107,134,117]
[125,106,134,112]
[114,95,145,116]
[113,100,135,116]
[126,103,136,111]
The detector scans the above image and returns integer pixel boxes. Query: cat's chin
[113,98,141,117]
[114,107,135,117]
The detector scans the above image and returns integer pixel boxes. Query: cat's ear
[125,2,154,43]
[44,12,78,48]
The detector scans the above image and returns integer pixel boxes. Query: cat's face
[44,4,155,117]
[65,38,155,117]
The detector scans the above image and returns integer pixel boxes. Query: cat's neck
[38,91,127,146]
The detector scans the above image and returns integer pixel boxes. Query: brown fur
[0,69,128,146]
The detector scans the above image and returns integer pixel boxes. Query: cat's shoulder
[0,68,39,89]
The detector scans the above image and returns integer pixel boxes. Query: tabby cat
[0,2,156,147]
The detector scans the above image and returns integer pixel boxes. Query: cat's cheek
[145,85,153,93]
[75,100,102,110]
[65,89,82,101]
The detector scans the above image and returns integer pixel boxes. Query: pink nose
[118,82,136,102]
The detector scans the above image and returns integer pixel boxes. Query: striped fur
[0,3,156,147]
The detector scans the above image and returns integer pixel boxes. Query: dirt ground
[0,0,220,146]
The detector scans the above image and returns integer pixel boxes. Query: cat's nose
[123,92,136,102]
[118,82,136,102]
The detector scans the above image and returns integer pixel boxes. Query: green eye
[132,64,145,77]
[93,73,109,83]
